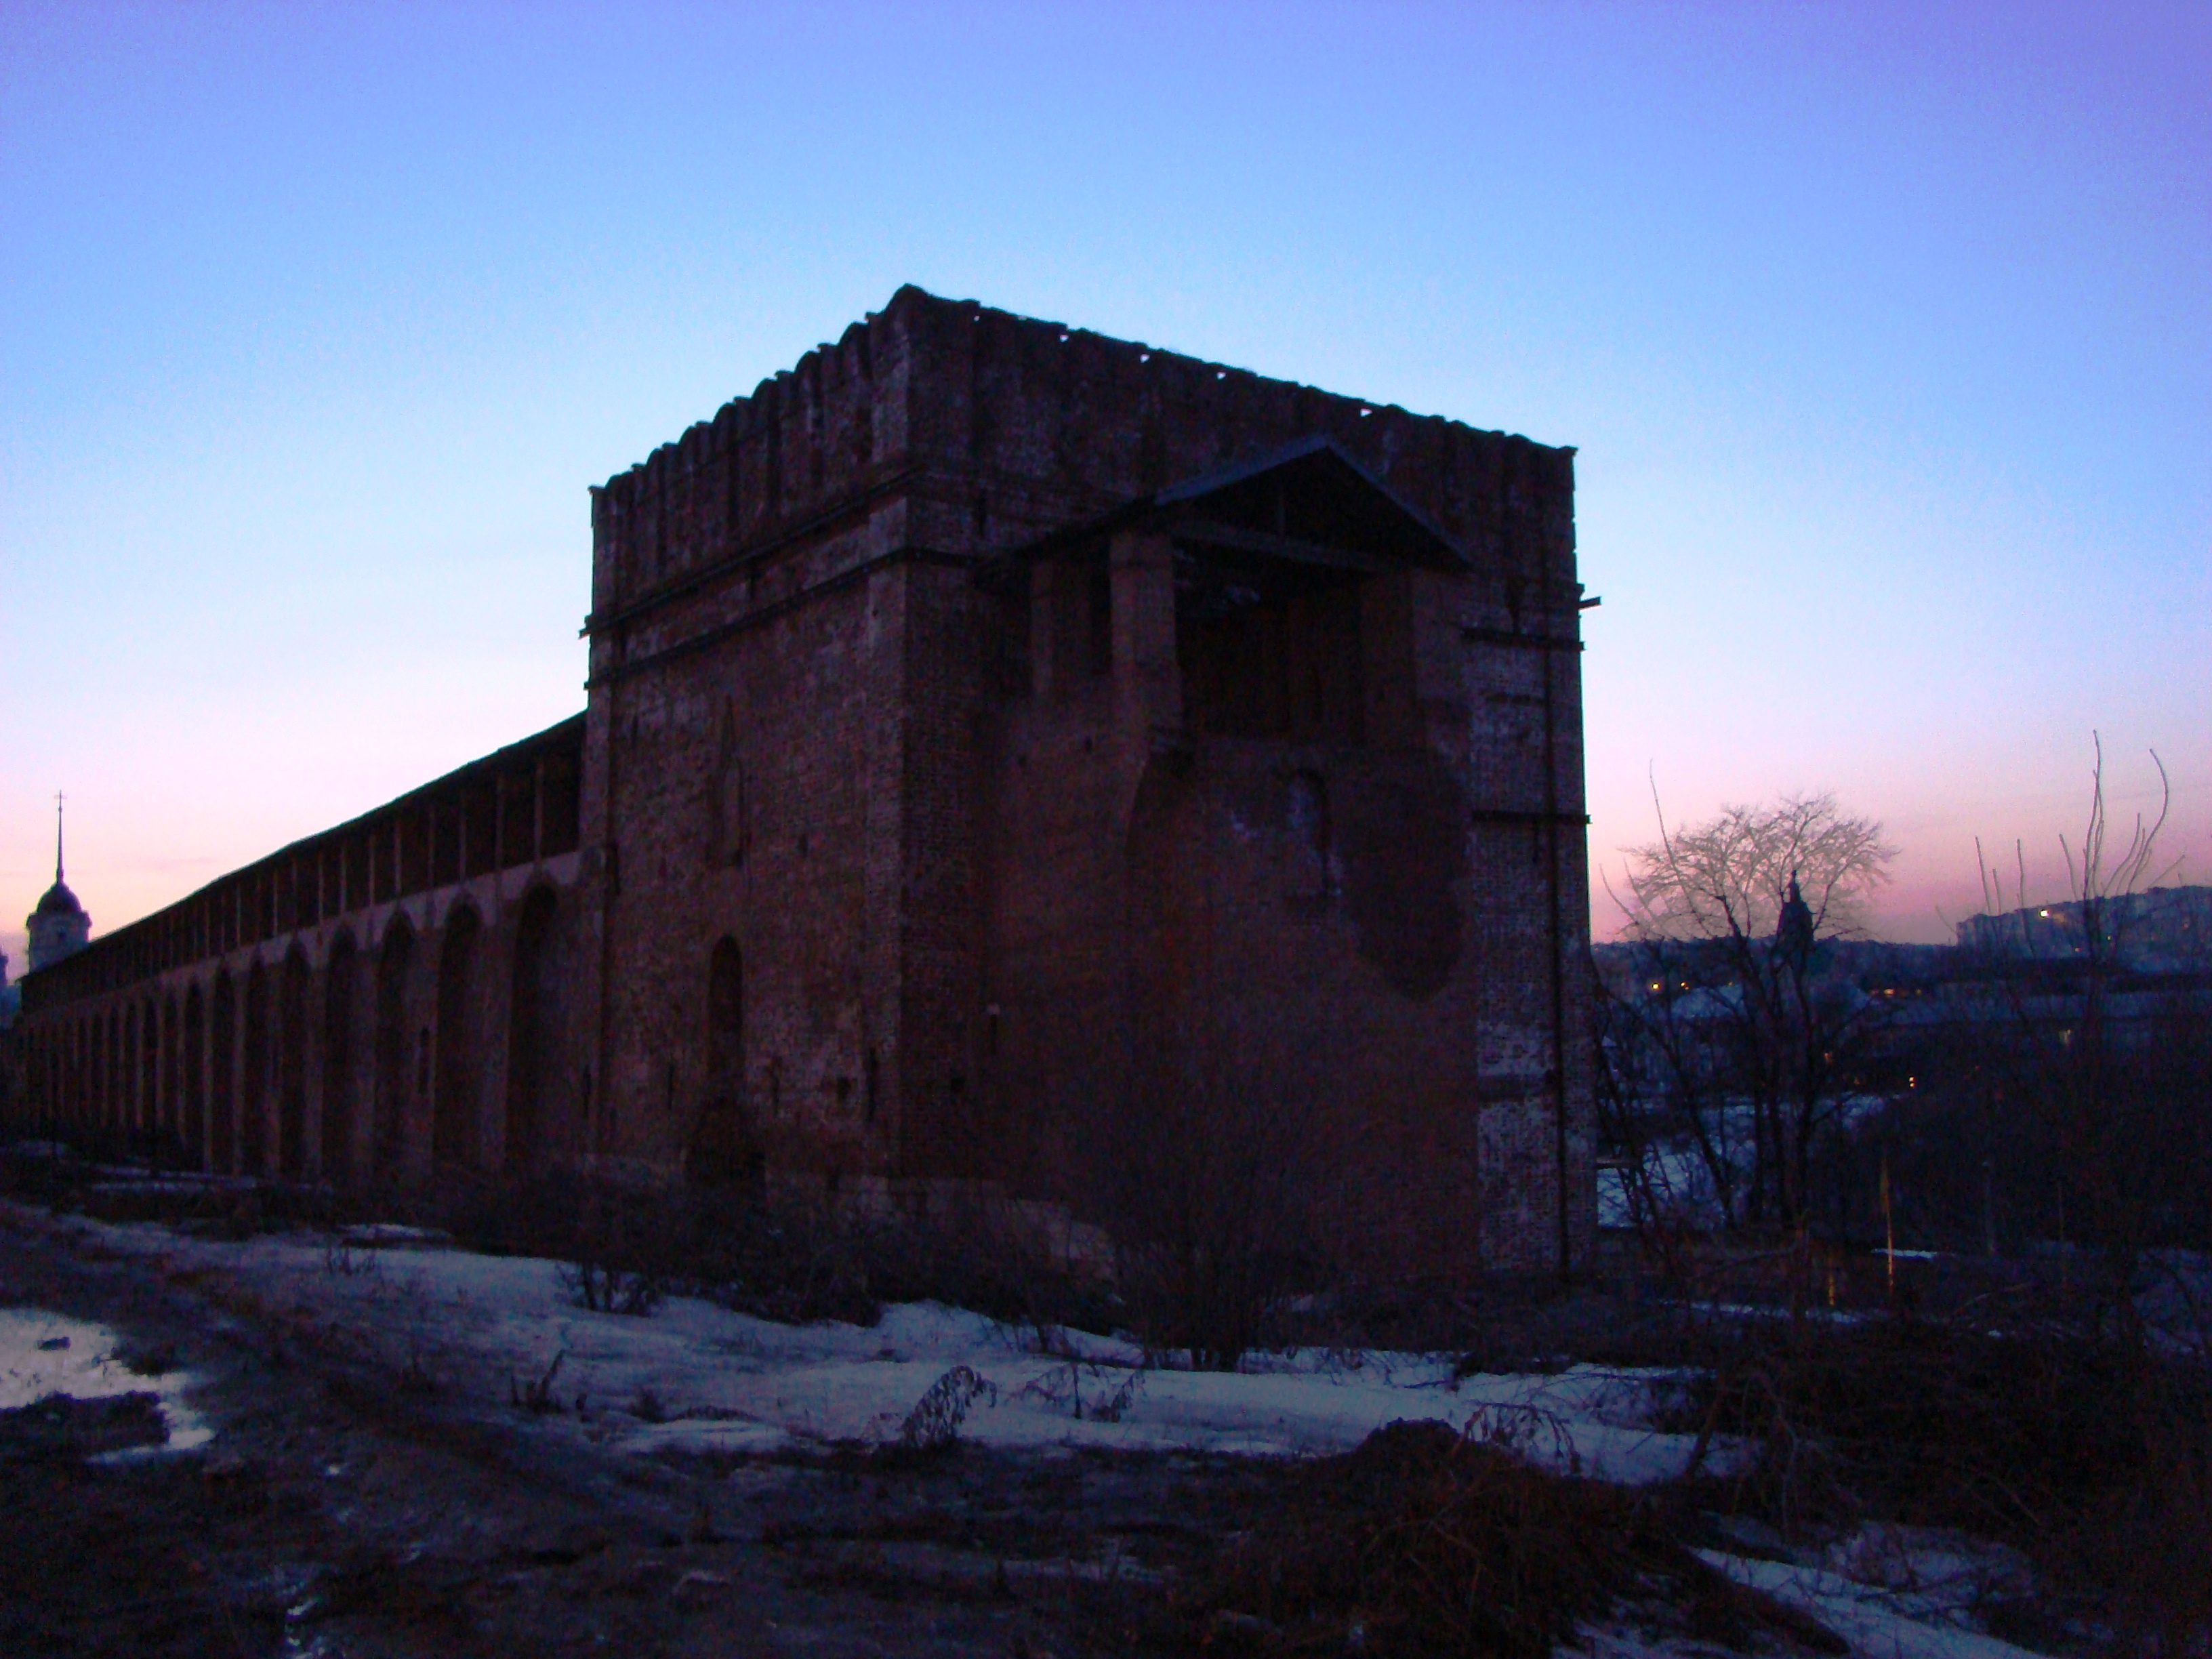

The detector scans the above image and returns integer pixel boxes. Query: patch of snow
[13,1207,1744,1480]
[0,1305,213,1453]
[1700,1548,2045,1659]
[335,1223,452,1249]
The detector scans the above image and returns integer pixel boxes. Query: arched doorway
[687,937,758,1186]
[279,948,310,1179]
[182,985,206,1169]
[119,1004,137,1137]
[323,934,361,1185]
[434,905,483,1169]
[138,1000,157,1143]
[210,972,237,1172]
[242,961,270,1174]
[373,917,416,1179]
[161,994,180,1151]
[506,887,565,1170]
[96,1012,110,1132]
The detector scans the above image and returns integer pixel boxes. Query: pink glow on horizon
[3,3,2206,973]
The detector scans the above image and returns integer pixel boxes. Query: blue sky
[3,0,2207,966]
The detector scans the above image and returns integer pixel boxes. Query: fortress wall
[13,722,592,1184]
[18,287,1593,1277]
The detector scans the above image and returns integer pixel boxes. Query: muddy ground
[0,1206,1296,1658]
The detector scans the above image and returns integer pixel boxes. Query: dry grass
[1179,1420,1842,1659]
[1673,1303,2212,1657]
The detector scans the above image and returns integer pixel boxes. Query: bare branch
[1621,792,1897,945]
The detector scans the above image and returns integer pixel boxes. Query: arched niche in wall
[687,936,759,1187]
[279,947,311,1179]
[160,993,180,1149]
[434,903,483,1170]
[505,886,565,1170]
[210,971,237,1173]
[323,932,363,1187]
[242,960,270,1175]
[374,916,416,1180]
[182,984,207,1170]
[121,1004,138,1136]
[138,999,157,1142]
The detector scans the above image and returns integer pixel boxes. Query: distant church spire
[27,791,91,975]
[1775,869,1816,968]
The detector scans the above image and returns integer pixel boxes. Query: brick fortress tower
[581,288,1595,1276]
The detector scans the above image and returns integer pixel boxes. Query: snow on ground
[10,1202,2073,1658]
[12,1206,1727,1479]
[0,1304,213,1454]
[1581,1523,2046,1659]
[1697,1544,2043,1659]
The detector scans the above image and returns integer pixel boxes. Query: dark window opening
[1179,566,1366,744]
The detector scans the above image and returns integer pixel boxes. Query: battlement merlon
[583,286,1578,636]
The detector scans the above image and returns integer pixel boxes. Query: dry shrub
[896,1365,995,1454]
[1678,1311,2212,1656]
[676,1187,1116,1334]
[426,1170,1115,1333]
[1107,1082,1331,1372]
[0,1142,1111,1336]
[1183,1420,1841,1658]
[1684,1315,2144,1535]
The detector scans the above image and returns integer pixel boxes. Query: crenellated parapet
[581,287,1575,674]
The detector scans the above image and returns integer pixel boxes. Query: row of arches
[18,886,576,1185]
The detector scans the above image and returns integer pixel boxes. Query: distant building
[26,802,91,975]
[1957,886,2212,974]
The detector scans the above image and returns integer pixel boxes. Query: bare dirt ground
[0,1202,1273,1659]
[12,1187,2145,1659]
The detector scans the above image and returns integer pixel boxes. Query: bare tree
[1622,790,1895,946]
[1109,1078,1330,1372]
[1605,791,1898,1233]
[1965,740,2190,1346]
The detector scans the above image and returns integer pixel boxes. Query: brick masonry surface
[13,287,1596,1279]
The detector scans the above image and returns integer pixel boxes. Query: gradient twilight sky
[3,1,2207,973]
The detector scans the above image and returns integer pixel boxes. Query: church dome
[33,879,86,920]
[26,798,92,972]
